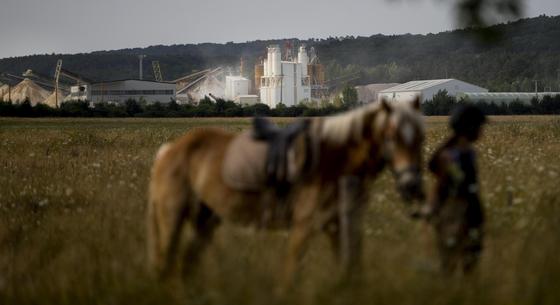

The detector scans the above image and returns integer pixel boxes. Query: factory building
[258,45,311,108]
[235,95,259,105]
[378,79,488,103]
[70,79,176,104]
[225,75,249,101]
[355,83,400,104]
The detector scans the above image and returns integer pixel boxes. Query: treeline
[2,94,559,118]
[422,90,560,115]
[0,98,345,118]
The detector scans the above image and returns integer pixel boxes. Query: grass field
[1,116,559,305]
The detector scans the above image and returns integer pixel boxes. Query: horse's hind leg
[182,203,220,277]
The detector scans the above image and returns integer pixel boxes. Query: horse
[146,99,425,289]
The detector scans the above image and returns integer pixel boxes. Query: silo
[267,47,273,77]
[298,46,309,76]
[263,58,269,77]
[272,46,281,76]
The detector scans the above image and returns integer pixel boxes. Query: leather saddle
[222,117,312,193]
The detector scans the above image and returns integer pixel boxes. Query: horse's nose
[398,172,424,201]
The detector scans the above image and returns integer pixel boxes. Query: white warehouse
[378,79,488,103]
[259,45,311,108]
[225,76,249,101]
[70,79,176,104]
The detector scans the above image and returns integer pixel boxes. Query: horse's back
[151,128,234,190]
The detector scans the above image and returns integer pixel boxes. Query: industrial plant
[1,42,558,109]
[254,44,326,108]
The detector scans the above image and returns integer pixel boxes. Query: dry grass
[1,116,559,305]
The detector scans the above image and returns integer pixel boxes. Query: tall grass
[1,116,559,305]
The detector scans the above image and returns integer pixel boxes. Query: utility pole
[138,55,147,80]
[534,80,538,95]
[55,59,62,108]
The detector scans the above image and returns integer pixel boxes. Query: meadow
[1,116,559,305]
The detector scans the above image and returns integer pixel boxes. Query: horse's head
[375,98,425,202]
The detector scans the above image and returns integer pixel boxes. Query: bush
[1,94,558,117]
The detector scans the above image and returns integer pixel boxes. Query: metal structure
[21,70,57,90]
[55,60,62,107]
[254,60,264,93]
[52,60,91,107]
[175,67,224,95]
[173,69,211,88]
[0,74,14,102]
[152,61,163,82]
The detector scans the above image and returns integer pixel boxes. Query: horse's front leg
[278,185,320,294]
[337,175,366,279]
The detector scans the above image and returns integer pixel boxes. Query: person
[422,104,487,274]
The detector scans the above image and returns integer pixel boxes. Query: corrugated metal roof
[380,79,456,93]
[89,79,175,85]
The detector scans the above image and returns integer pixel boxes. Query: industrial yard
[0,116,559,305]
[0,44,329,108]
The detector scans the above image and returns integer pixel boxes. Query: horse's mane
[320,101,423,146]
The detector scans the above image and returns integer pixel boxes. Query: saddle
[222,117,312,193]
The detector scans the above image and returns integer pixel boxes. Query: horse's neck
[312,109,385,177]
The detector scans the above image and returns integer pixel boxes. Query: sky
[0,0,559,59]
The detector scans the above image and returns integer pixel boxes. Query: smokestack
[138,55,147,80]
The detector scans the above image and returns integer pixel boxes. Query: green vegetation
[341,85,358,108]
[1,15,559,92]
[2,91,560,117]
[1,117,560,305]
[0,98,344,118]
[422,90,560,115]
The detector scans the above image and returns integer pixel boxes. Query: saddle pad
[222,131,269,191]
[222,130,307,191]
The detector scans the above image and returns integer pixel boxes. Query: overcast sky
[1,0,559,59]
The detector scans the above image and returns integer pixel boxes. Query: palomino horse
[147,99,425,287]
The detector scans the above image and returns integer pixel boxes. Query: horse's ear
[411,96,421,110]
[381,98,392,113]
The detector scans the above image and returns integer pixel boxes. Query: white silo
[272,46,281,76]
[268,46,274,76]
[263,58,269,77]
[298,46,309,76]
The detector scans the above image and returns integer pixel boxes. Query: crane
[152,61,163,82]
[53,59,92,107]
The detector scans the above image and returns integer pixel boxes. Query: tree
[422,90,457,115]
[125,99,142,116]
[341,85,358,108]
